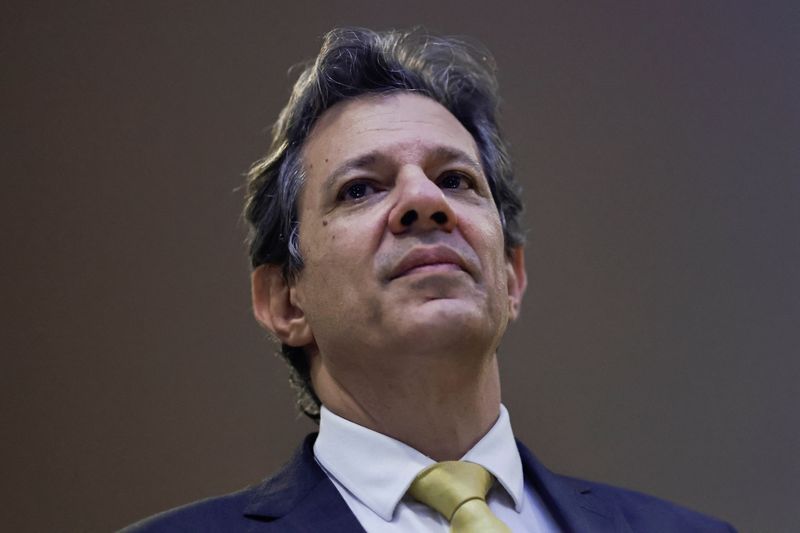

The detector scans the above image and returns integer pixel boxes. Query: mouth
[389,246,470,280]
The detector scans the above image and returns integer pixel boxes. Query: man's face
[289,92,524,363]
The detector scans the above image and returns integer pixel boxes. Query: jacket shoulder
[561,475,737,533]
[119,487,257,533]
[120,434,326,533]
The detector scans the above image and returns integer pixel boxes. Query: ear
[505,246,527,321]
[251,265,314,348]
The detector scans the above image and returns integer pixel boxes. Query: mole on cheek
[322,220,328,226]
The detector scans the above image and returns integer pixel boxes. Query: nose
[387,165,458,234]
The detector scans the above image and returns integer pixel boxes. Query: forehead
[301,92,481,182]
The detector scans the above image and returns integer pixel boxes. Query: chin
[400,299,501,348]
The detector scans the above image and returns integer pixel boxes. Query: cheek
[469,211,506,260]
[314,208,387,261]
[304,226,362,269]
[294,222,387,349]
[470,213,509,296]
[298,220,377,302]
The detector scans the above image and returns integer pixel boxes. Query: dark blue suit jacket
[122,433,736,532]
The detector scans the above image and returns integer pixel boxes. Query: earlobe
[251,265,314,347]
[506,246,528,321]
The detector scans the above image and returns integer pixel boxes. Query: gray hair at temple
[243,27,525,421]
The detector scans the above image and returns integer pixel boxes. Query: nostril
[431,211,448,225]
[400,210,418,226]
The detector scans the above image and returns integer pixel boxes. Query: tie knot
[407,461,494,521]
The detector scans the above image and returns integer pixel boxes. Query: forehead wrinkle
[352,118,443,131]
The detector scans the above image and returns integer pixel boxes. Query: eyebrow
[429,146,485,177]
[323,153,380,192]
[322,145,485,192]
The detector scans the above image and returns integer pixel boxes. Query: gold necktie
[408,461,512,533]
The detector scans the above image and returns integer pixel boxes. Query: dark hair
[243,27,524,421]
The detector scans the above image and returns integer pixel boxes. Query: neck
[311,349,502,461]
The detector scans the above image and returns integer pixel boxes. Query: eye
[338,181,378,201]
[438,171,472,190]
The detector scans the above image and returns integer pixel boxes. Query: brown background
[2,2,798,532]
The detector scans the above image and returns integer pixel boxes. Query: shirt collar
[313,404,525,521]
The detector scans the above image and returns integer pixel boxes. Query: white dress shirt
[314,404,560,532]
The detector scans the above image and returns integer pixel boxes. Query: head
[244,27,525,421]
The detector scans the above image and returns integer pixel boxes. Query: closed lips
[389,246,469,280]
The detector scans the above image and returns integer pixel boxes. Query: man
[124,27,736,532]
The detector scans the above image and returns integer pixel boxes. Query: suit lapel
[517,440,630,533]
[241,433,629,532]
[242,433,366,532]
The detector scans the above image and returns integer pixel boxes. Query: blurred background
[2,2,797,531]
